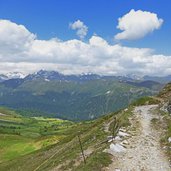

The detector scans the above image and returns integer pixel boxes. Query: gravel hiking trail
[107,105,171,171]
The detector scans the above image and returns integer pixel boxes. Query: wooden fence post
[78,135,86,164]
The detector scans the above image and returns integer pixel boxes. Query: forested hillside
[0,71,162,120]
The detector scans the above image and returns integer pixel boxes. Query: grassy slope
[0,104,136,171]
[0,94,165,171]
[0,107,73,163]
[157,110,171,161]
[157,83,171,161]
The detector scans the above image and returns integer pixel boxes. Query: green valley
[0,107,73,163]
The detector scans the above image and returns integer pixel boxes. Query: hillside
[0,107,73,163]
[0,83,171,170]
[0,70,163,121]
[105,85,171,170]
[0,104,133,171]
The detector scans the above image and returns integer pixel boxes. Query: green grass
[74,151,112,171]
[0,96,153,171]
[0,108,74,163]
[0,134,37,162]
[161,113,171,160]
[131,96,160,106]
[0,106,116,171]
[151,109,171,162]
[0,107,18,116]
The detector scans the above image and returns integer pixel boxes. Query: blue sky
[0,0,170,75]
[0,0,170,53]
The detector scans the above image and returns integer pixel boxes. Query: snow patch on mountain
[6,72,26,79]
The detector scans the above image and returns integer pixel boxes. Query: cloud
[69,20,88,39]
[0,20,35,55]
[115,9,163,40]
[0,19,171,76]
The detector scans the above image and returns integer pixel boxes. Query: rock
[110,143,126,153]
[128,156,133,159]
[124,108,128,111]
[104,143,126,156]
[103,149,115,156]
[115,169,121,171]
[108,139,113,143]
[118,131,130,137]
[121,140,129,145]
[168,137,171,143]
[114,136,122,141]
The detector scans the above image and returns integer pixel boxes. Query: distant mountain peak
[1,69,171,84]
[24,70,102,82]
[0,72,26,82]
[6,72,26,79]
[25,70,65,81]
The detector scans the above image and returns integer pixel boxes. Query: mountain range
[0,70,166,120]
[1,70,171,83]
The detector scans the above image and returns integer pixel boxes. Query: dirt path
[107,105,171,171]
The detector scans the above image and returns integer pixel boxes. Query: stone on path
[110,143,126,153]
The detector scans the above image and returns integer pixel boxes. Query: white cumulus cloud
[115,9,163,40]
[0,20,36,56]
[69,20,88,39]
[0,19,171,76]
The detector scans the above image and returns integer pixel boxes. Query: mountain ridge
[0,70,165,121]
[1,70,171,83]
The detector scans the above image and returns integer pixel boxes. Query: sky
[0,0,171,76]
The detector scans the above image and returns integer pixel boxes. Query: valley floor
[106,105,170,171]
